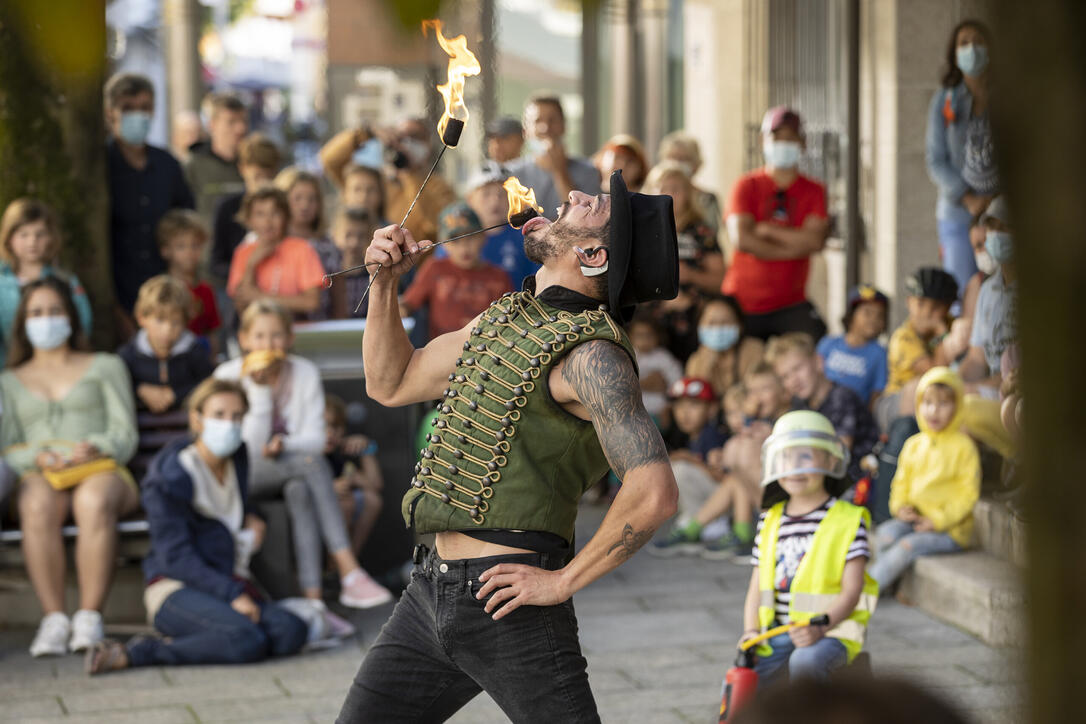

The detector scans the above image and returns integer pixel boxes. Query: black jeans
[744,300,827,342]
[337,546,600,723]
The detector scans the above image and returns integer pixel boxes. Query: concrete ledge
[973,498,1027,567]
[898,551,1025,647]
[0,565,148,627]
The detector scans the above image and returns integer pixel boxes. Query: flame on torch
[503,176,544,227]
[422,19,481,143]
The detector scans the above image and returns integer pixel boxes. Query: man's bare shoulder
[559,339,667,479]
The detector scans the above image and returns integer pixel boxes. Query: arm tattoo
[606,522,652,561]
[562,340,669,479]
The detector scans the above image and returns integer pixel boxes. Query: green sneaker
[700,533,753,561]
[647,525,704,557]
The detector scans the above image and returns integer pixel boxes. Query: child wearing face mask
[213,300,392,609]
[118,276,214,414]
[685,295,764,399]
[816,285,890,406]
[0,198,93,366]
[85,378,308,674]
[868,368,979,592]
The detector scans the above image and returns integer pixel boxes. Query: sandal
[85,639,129,676]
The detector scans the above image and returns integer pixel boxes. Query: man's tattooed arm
[605,523,654,562]
[563,340,674,563]
[562,339,670,479]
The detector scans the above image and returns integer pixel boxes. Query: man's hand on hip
[476,564,571,621]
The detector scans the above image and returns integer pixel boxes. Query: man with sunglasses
[722,107,831,342]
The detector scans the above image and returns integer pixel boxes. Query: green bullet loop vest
[402,289,636,543]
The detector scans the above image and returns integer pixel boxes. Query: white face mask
[974,249,998,276]
[25,315,72,350]
[763,140,801,169]
[200,417,244,458]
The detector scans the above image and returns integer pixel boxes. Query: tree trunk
[991,2,1086,722]
[0,0,114,349]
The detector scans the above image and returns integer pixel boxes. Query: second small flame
[503,176,544,226]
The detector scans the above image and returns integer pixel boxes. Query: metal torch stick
[352,121,466,313]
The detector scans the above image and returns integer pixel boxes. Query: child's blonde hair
[239,298,293,335]
[0,198,61,270]
[188,377,249,431]
[640,161,704,230]
[156,209,209,251]
[764,332,816,365]
[744,359,779,383]
[275,167,325,235]
[135,274,193,322]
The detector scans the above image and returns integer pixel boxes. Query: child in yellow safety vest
[739,411,879,687]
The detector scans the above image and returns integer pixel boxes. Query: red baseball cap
[761,106,803,135]
[668,377,716,402]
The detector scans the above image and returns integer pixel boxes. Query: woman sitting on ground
[0,277,138,657]
[86,378,308,674]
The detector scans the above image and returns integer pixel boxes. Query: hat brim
[608,171,634,322]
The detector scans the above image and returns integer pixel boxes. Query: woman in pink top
[227,187,326,318]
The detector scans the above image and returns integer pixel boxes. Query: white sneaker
[29,612,70,658]
[69,609,104,652]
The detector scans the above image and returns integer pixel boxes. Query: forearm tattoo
[562,340,669,479]
[606,523,652,561]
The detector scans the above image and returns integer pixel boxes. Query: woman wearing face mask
[925,19,995,300]
[0,278,139,658]
[85,378,308,675]
[685,296,764,399]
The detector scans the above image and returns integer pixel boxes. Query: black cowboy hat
[607,170,679,324]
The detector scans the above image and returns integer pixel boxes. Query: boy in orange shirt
[227,187,325,317]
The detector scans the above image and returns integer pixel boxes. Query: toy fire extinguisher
[718,614,830,722]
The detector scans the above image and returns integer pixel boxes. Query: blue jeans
[126,587,307,666]
[937,217,977,301]
[753,632,848,688]
[868,518,962,590]
[337,546,599,723]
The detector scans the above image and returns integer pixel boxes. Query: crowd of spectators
[0,16,1018,678]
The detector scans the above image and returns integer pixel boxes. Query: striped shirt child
[751,497,869,624]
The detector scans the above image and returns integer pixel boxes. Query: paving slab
[0,500,1023,723]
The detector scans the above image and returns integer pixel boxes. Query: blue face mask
[351,138,384,170]
[200,417,244,458]
[763,140,801,169]
[956,43,989,78]
[119,111,152,146]
[699,324,741,352]
[25,315,71,351]
[985,230,1013,264]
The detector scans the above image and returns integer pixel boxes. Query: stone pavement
[0,501,1022,723]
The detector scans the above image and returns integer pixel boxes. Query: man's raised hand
[365,225,433,281]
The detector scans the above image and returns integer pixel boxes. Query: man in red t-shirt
[401,202,513,340]
[722,107,830,341]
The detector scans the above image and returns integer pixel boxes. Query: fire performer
[335,170,680,722]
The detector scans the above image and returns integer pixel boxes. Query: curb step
[898,550,1025,647]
